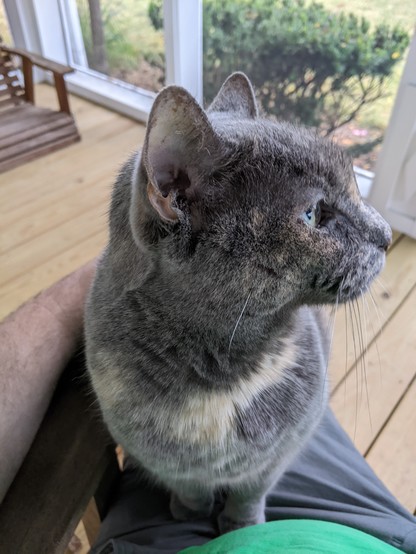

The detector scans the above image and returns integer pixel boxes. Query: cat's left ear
[142,86,221,224]
[207,72,258,119]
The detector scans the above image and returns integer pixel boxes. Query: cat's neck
[134,266,298,386]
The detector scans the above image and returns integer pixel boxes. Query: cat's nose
[378,235,391,252]
[377,223,393,252]
[361,203,392,252]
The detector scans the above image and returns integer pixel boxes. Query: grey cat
[85,73,391,534]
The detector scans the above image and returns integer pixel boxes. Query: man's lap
[92,410,416,554]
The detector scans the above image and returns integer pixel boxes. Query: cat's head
[129,73,391,311]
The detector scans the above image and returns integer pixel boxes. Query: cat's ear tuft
[142,86,220,223]
[207,72,258,119]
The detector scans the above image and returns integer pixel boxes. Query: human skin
[0,260,96,503]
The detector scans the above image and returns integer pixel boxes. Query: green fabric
[179,519,403,554]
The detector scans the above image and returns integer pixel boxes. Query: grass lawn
[320,0,415,32]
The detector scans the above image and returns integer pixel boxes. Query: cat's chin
[336,287,369,304]
[316,248,386,305]
[322,279,376,304]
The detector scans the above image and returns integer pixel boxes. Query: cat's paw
[170,492,213,521]
[217,511,266,535]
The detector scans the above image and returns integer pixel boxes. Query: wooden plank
[390,229,402,246]
[0,133,80,174]
[21,55,34,104]
[0,163,115,234]
[0,112,71,149]
[0,231,107,320]
[0,108,63,140]
[0,121,78,163]
[0,104,33,126]
[331,284,416,454]
[329,236,416,391]
[365,376,416,514]
[0,204,107,288]
[0,95,23,110]
[2,45,74,75]
[0,117,140,210]
[0,176,110,253]
[53,72,71,114]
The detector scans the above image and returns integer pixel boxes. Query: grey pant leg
[267,410,416,553]
[91,462,219,554]
[92,409,416,554]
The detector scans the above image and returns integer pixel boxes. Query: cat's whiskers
[322,296,339,402]
[370,283,387,328]
[354,299,364,409]
[366,289,384,386]
[374,276,390,297]
[347,300,359,441]
[357,292,372,433]
[343,303,349,402]
[228,291,252,354]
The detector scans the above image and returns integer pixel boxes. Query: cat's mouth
[321,276,344,296]
[315,248,386,303]
[315,276,364,303]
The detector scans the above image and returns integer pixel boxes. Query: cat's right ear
[207,72,258,119]
[140,86,221,224]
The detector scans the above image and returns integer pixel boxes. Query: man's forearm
[0,260,96,503]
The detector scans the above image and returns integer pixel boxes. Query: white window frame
[3,0,203,122]
[369,33,416,237]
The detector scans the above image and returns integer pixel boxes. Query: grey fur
[85,73,391,534]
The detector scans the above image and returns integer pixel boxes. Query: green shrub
[149,0,409,133]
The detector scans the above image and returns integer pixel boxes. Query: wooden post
[54,72,71,114]
[21,57,34,104]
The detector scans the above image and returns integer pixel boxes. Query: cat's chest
[163,335,301,445]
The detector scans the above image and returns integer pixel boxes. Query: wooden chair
[0,42,81,174]
[0,352,119,553]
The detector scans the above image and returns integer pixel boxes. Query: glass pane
[73,0,165,92]
[203,0,415,172]
[0,1,12,45]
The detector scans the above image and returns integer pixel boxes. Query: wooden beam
[21,56,34,104]
[54,72,71,114]
[365,374,416,514]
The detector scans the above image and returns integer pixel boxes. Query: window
[202,0,414,183]
[3,0,202,121]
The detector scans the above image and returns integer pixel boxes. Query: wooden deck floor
[1,85,415,549]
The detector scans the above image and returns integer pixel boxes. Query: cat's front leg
[169,482,214,521]
[218,486,267,534]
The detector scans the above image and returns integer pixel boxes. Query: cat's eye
[302,203,321,228]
